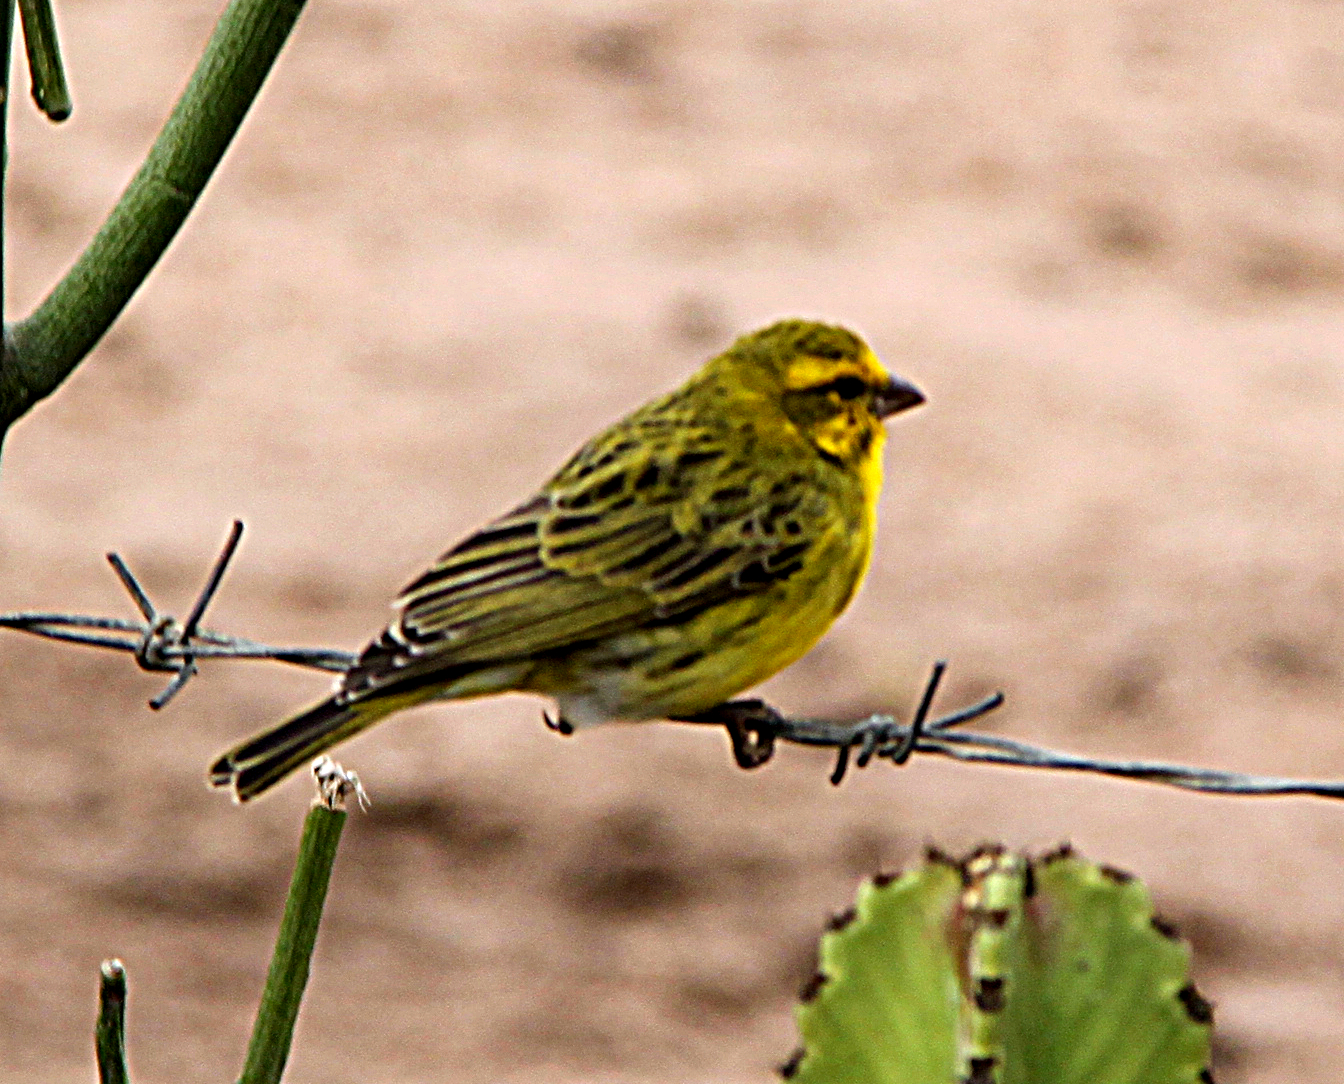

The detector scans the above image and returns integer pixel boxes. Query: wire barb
[106,552,155,621]
[116,519,236,708]
[820,661,954,786]
[0,521,355,711]
[893,658,943,765]
[181,518,243,642]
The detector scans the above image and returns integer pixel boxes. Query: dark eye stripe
[808,375,866,400]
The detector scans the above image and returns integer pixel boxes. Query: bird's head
[713,320,924,470]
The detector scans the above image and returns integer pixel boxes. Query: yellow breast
[554,472,879,725]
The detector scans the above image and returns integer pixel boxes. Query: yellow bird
[210,320,924,800]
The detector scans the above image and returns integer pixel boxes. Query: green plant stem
[2,0,14,340]
[95,959,130,1084]
[16,0,69,120]
[0,0,310,440]
[239,802,346,1084]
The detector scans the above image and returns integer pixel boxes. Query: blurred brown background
[2,0,1343,1080]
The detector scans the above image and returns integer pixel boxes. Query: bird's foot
[673,698,782,769]
[542,709,575,735]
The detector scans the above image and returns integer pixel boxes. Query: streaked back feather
[342,380,848,700]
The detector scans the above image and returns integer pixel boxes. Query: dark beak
[873,375,925,419]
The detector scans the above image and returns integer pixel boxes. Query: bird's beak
[873,375,925,419]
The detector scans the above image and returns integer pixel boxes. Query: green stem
[0,0,309,438]
[2,0,13,341]
[16,0,69,121]
[95,959,130,1084]
[238,803,346,1084]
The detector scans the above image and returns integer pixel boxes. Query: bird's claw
[726,714,777,769]
[671,698,781,769]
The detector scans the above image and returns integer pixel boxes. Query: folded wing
[341,408,831,700]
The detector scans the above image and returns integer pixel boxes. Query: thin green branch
[16,0,69,121]
[95,959,130,1084]
[0,0,310,441]
[238,792,348,1084]
[2,0,14,340]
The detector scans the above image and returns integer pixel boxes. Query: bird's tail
[208,692,418,802]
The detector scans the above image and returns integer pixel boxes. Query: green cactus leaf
[788,856,964,1084]
[996,849,1212,1084]
[786,846,1213,1084]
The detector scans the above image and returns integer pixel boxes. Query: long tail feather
[208,694,404,802]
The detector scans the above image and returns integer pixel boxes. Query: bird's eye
[828,376,867,400]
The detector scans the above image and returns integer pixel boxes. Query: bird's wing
[342,408,835,697]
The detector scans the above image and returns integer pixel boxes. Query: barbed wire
[3,521,1342,801]
[2,521,351,709]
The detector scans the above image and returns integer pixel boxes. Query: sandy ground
[2,0,1343,1080]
